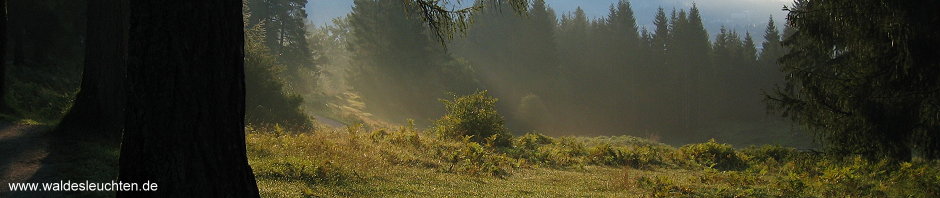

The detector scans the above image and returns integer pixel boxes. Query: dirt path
[0,122,49,193]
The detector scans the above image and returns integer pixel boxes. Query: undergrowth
[247,92,940,197]
[248,124,940,197]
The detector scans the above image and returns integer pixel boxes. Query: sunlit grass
[248,125,940,197]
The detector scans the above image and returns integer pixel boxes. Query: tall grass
[248,124,940,197]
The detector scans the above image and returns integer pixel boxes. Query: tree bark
[54,0,127,140]
[0,0,13,114]
[118,0,259,197]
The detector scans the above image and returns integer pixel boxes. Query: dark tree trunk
[0,0,13,114]
[54,0,127,140]
[118,0,259,197]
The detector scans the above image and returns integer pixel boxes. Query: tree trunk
[0,0,13,114]
[118,0,259,197]
[54,0,127,140]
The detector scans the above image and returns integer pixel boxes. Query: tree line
[333,0,940,160]
[338,0,792,139]
[1,0,938,196]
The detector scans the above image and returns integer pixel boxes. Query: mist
[4,0,937,196]
[304,0,808,147]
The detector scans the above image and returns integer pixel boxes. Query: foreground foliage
[248,125,940,197]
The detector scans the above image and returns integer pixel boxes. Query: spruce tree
[348,0,479,124]
[651,8,669,62]
[246,0,313,72]
[769,0,940,160]
[759,16,782,66]
[741,32,757,63]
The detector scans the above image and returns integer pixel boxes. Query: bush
[675,139,747,171]
[622,145,668,169]
[433,91,511,146]
[740,145,798,163]
[542,137,590,167]
[586,144,665,169]
[513,132,554,150]
[384,120,424,148]
[588,143,625,166]
[445,137,517,177]
[887,161,940,197]
[509,133,555,162]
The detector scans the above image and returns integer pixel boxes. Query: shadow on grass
[4,128,120,198]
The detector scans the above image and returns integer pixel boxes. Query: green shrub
[588,143,625,166]
[513,132,554,150]
[887,161,940,197]
[805,156,881,197]
[506,136,589,168]
[369,124,424,149]
[445,137,516,177]
[433,90,511,146]
[508,133,554,162]
[533,145,585,168]
[585,144,665,168]
[579,135,666,148]
[622,145,668,169]
[386,120,423,147]
[740,145,798,163]
[755,155,940,197]
[542,137,589,167]
[675,139,747,171]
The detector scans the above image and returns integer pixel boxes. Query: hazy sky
[306,0,791,43]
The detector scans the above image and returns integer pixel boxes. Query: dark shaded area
[3,0,84,122]
[1,123,119,198]
[53,0,127,140]
[0,0,14,114]
[768,0,940,160]
[118,0,259,197]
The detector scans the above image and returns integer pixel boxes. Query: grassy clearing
[248,124,940,197]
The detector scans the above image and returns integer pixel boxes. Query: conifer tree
[769,0,940,160]
[348,0,479,124]
[759,16,782,65]
[246,0,313,73]
[741,32,757,63]
[651,8,669,63]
